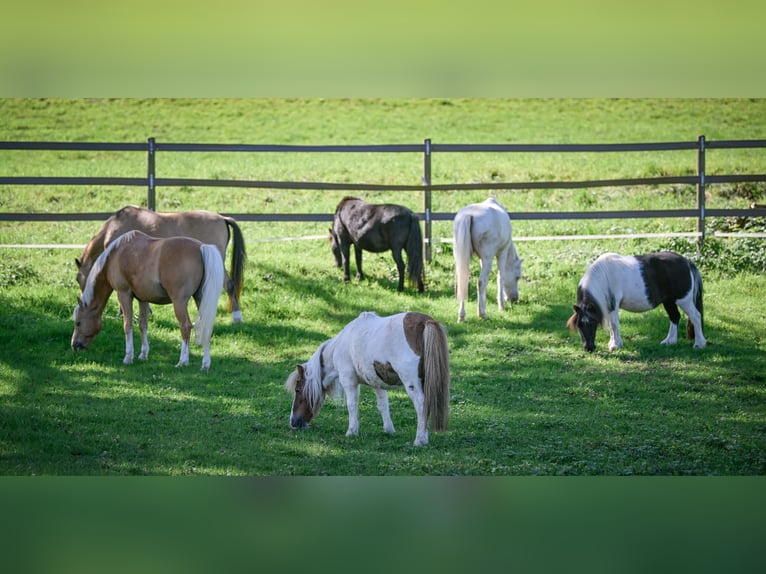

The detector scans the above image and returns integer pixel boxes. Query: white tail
[453,214,473,303]
[194,244,225,346]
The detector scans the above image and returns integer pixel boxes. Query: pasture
[1,99,765,475]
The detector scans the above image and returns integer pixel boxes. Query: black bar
[147,137,156,211]
[697,135,706,245]
[431,142,699,153]
[0,142,146,151]
[0,177,147,186]
[0,212,115,221]
[154,143,424,153]
[423,138,432,262]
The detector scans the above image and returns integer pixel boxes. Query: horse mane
[335,196,361,215]
[287,339,341,414]
[80,230,141,307]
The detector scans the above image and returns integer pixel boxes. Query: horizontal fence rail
[2,137,766,258]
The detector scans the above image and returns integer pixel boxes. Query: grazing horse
[71,230,225,370]
[285,311,450,446]
[567,251,706,352]
[329,196,424,292]
[453,197,523,322]
[75,205,246,322]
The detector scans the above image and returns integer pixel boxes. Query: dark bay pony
[330,196,424,292]
[453,198,523,322]
[71,230,225,370]
[75,205,246,322]
[285,311,450,446]
[567,251,706,352]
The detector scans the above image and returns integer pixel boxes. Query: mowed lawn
[0,99,764,475]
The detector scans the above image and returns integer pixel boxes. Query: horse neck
[79,226,107,272]
[82,272,114,315]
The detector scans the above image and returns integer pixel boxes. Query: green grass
[1,99,765,475]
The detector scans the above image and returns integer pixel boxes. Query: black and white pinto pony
[567,251,706,352]
[329,196,425,293]
[285,311,450,446]
[453,197,523,322]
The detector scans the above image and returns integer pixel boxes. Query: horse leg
[138,301,151,360]
[116,291,135,365]
[225,271,243,323]
[353,244,364,281]
[201,342,212,371]
[660,302,681,345]
[607,310,623,351]
[340,242,352,282]
[172,298,193,367]
[373,387,396,434]
[677,299,707,348]
[476,255,494,319]
[496,254,506,311]
[391,248,406,292]
[402,381,428,446]
[343,381,361,437]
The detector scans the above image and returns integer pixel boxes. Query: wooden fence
[2,137,766,259]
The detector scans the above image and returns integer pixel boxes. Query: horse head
[286,364,317,429]
[568,303,599,352]
[328,228,342,268]
[71,299,103,350]
[504,254,524,303]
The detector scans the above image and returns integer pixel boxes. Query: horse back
[635,252,694,305]
[458,201,511,258]
[336,197,414,250]
[109,234,205,303]
[105,206,229,254]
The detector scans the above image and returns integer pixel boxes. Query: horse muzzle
[289,416,308,430]
[71,340,88,351]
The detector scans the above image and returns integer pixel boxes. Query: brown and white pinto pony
[71,230,224,370]
[567,251,706,352]
[75,205,246,322]
[285,311,450,446]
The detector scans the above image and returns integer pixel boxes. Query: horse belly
[618,286,656,313]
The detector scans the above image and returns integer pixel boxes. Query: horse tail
[195,244,225,346]
[453,213,472,303]
[423,319,450,432]
[223,217,247,312]
[687,261,704,340]
[406,215,424,288]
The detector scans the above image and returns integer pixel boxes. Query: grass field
[1,99,765,475]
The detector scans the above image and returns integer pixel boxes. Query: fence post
[696,135,706,249]
[147,137,156,211]
[422,138,432,262]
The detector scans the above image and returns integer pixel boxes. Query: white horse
[453,198,523,322]
[567,251,706,352]
[285,311,450,446]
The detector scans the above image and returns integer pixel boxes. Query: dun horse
[567,251,706,352]
[75,205,246,321]
[453,198,523,322]
[71,230,225,370]
[329,196,424,292]
[285,311,450,446]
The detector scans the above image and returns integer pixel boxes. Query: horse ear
[75,258,81,268]
[573,305,582,315]
[296,364,305,376]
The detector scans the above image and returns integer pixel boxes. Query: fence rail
[2,137,766,258]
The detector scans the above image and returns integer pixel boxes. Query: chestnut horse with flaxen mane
[75,205,246,321]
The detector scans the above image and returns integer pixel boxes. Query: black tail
[224,217,247,310]
[687,262,703,340]
[406,215,424,292]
